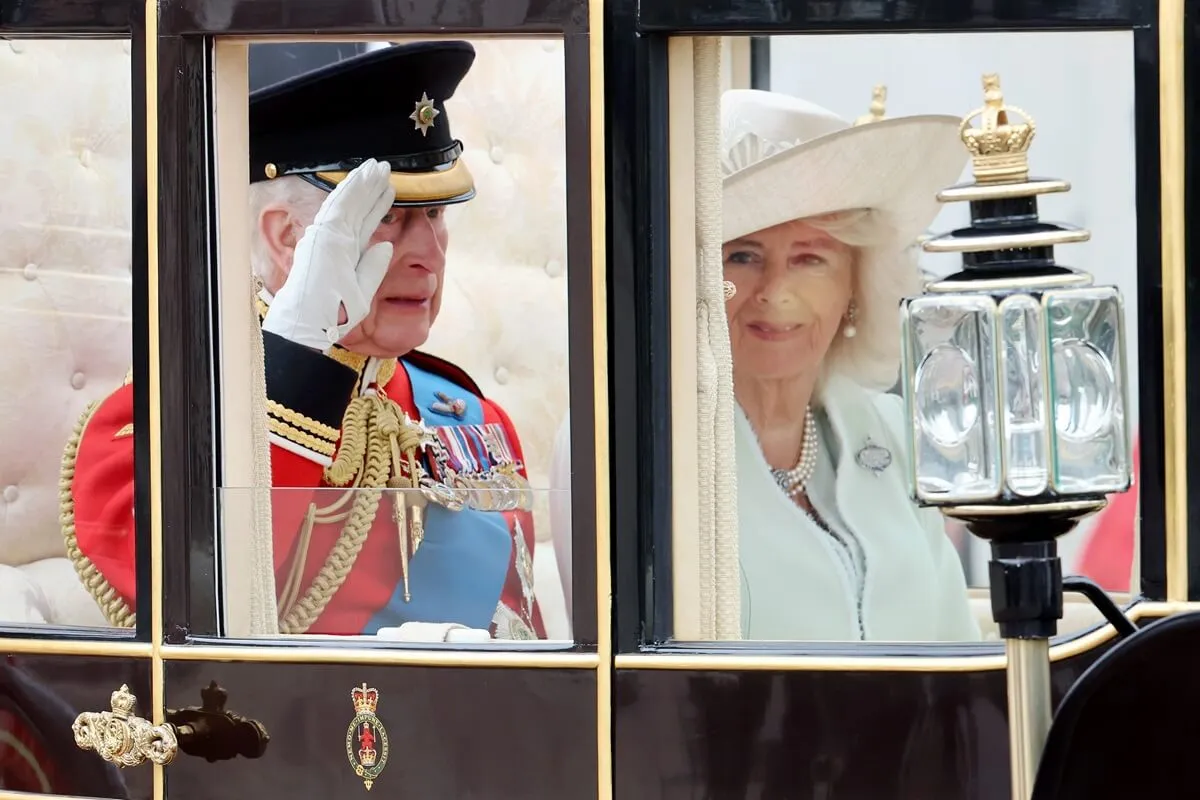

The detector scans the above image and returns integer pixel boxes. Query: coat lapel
[734,405,857,639]
[818,375,943,640]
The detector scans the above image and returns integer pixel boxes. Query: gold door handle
[72,685,180,767]
[73,681,270,768]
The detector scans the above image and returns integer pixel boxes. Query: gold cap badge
[409,92,440,136]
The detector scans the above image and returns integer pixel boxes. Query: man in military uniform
[62,41,546,640]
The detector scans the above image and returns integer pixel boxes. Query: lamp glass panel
[1043,286,1131,494]
[998,294,1050,497]
[904,294,1001,503]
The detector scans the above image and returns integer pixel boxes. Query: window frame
[155,2,604,652]
[0,0,152,645]
[610,0,1177,658]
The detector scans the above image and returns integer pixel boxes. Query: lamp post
[898,74,1134,800]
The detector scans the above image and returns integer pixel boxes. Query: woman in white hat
[722,89,981,642]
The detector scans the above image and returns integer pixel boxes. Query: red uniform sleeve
[63,383,334,619]
[483,397,547,639]
[68,334,364,621]
[66,384,137,625]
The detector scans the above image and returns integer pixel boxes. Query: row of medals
[400,414,535,516]
[387,412,537,615]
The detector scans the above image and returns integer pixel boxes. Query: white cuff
[376,622,492,643]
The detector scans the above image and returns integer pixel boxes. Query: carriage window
[211,38,575,643]
[670,31,1145,644]
[0,39,139,631]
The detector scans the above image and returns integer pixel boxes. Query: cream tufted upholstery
[0,39,133,626]
[0,38,572,637]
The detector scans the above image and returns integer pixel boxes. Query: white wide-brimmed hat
[721,89,969,245]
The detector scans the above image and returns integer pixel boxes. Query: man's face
[336,205,449,357]
[266,198,451,358]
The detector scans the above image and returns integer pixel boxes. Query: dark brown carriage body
[1,0,1194,797]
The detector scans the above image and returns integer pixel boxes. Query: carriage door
[3,0,610,798]
[0,2,162,798]
[605,2,1185,797]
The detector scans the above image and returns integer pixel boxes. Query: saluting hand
[262,159,396,353]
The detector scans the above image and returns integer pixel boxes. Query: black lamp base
[946,500,1107,641]
[989,540,1063,640]
[943,501,1106,800]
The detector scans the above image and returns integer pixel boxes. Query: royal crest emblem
[345,684,389,791]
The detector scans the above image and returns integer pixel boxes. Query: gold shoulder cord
[255,297,424,634]
[60,402,137,627]
[276,391,429,634]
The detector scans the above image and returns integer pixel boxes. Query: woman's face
[723,218,855,382]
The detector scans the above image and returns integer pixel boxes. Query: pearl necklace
[772,406,819,500]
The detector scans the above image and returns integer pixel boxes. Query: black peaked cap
[249,40,477,207]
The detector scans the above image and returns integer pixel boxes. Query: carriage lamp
[898,74,1134,800]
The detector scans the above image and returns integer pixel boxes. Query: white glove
[375,622,492,643]
[262,159,396,352]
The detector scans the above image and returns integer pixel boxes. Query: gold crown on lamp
[853,84,888,126]
[352,684,379,715]
[958,73,1037,184]
[110,684,138,719]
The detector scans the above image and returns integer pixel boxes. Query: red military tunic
[65,331,545,639]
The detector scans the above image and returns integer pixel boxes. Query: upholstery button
[489,145,505,165]
[3,486,18,503]
[494,366,510,385]
[71,372,87,390]
[79,148,93,168]
[22,263,37,281]
[542,41,556,53]
[8,41,24,55]
[544,259,564,278]
[121,41,132,55]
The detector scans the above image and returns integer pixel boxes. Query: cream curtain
[213,42,279,637]
[693,37,741,640]
[247,283,280,634]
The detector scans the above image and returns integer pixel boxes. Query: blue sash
[361,360,513,633]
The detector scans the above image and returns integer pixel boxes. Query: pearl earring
[843,300,858,338]
[723,280,737,301]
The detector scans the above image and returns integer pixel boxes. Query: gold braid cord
[60,402,136,627]
[276,393,425,634]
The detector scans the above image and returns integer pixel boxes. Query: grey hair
[798,208,923,392]
[247,176,326,283]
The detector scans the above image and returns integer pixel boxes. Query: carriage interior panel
[0,38,139,632]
